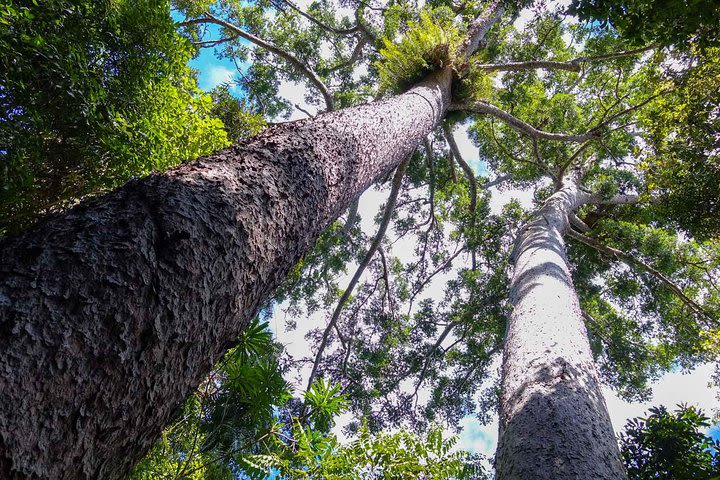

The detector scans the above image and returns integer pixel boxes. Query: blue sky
[172,11,245,94]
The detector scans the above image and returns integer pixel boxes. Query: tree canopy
[2,0,720,477]
[0,0,229,234]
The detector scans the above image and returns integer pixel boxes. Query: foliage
[245,420,486,480]
[6,0,719,474]
[130,318,291,479]
[639,47,720,241]
[125,1,720,474]
[376,7,462,93]
[304,377,349,433]
[0,0,228,234]
[620,405,720,480]
[569,0,720,49]
[209,85,267,143]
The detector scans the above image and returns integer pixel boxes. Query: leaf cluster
[620,405,720,480]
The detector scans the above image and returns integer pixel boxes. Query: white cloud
[604,363,718,433]
[277,80,318,120]
[204,65,235,90]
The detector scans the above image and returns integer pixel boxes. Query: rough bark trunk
[495,179,627,479]
[0,68,452,479]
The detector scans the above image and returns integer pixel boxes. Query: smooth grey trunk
[0,68,452,479]
[495,179,627,479]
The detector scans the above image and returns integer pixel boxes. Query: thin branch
[443,123,478,270]
[354,6,379,45]
[191,35,239,48]
[280,0,360,35]
[421,138,437,228]
[483,173,511,189]
[488,118,548,174]
[378,246,395,317]
[475,45,655,73]
[406,245,465,315]
[588,92,664,134]
[582,311,618,349]
[451,101,599,142]
[476,59,583,72]
[412,321,458,401]
[294,103,315,118]
[326,37,367,73]
[558,139,593,179]
[341,198,360,238]
[531,137,550,176]
[567,229,716,327]
[305,156,410,394]
[179,14,335,111]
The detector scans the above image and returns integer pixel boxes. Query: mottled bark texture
[0,68,452,479]
[495,179,627,480]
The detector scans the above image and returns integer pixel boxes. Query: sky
[183,2,720,467]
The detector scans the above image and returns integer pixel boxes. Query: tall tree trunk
[0,68,452,479]
[495,179,627,479]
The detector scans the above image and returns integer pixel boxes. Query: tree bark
[0,68,452,479]
[495,179,627,479]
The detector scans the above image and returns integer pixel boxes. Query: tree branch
[452,101,599,142]
[421,138,437,228]
[587,193,641,205]
[463,0,505,59]
[294,103,315,118]
[588,92,664,134]
[483,173,511,189]
[305,156,410,394]
[341,198,360,238]
[378,245,395,317]
[568,213,590,233]
[567,229,716,326]
[179,14,335,111]
[326,37,367,73]
[474,45,655,73]
[443,123,478,270]
[280,0,360,35]
[412,321,458,401]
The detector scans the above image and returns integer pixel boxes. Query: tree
[0,0,229,234]
[620,405,720,480]
[1,0,718,478]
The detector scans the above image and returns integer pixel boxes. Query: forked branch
[451,101,599,142]
[179,14,335,111]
